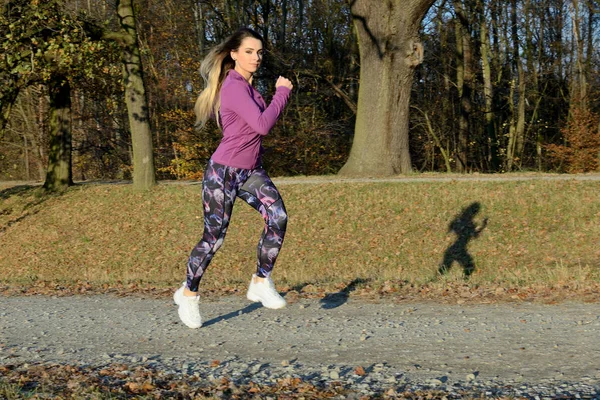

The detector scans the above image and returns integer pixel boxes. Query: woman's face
[231,37,263,79]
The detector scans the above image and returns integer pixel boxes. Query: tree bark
[15,88,44,180]
[44,75,73,191]
[0,90,18,136]
[191,0,205,55]
[117,0,156,190]
[339,0,435,176]
[478,0,499,170]
[454,0,473,173]
[570,0,587,112]
[506,0,526,171]
[280,0,287,51]
[296,0,304,49]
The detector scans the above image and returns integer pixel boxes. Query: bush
[546,108,600,173]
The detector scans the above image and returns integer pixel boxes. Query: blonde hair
[194,28,264,128]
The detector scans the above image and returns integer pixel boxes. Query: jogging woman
[173,27,293,328]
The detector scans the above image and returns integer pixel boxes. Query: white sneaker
[247,274,287,309]
[173,283,202,328]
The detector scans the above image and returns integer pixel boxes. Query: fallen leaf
[354,366,366,376]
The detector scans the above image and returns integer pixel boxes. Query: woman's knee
[267,199,288,231]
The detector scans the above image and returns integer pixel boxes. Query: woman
[173,27,294,328]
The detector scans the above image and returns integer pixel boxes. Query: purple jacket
[211,69,291,169]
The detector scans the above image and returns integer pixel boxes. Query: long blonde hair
[194,27,264,128]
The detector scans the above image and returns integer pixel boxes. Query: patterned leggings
[186,159,288,292]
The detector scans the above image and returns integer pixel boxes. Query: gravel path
[1,294,599,398]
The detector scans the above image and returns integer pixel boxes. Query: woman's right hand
[276,76,293,90]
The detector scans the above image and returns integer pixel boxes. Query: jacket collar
[228,69,251,83]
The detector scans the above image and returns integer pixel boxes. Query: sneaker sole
[247,292,286,309]
[246,292,261,303]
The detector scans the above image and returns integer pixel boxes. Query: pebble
[3,297,600,399]
[12,354,599,398]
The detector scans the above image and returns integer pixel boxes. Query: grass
[1,177,599,300]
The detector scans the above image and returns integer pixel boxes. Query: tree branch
[296,70,357,114]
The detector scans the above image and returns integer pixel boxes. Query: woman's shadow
[319,278,367,309]
[201,302,263,328]
[438,202,488,279]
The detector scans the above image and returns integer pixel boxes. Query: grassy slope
[1,178,599,299]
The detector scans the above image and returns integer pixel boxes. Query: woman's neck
[234,67,253,84]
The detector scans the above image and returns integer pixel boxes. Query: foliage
[264,95,352,176]
[545,108,600,173]
[2,0,600,178]
[0,0,122,182]
[156,104,352,180]
[0,0,110,111]
[1,0,104,77]
[412,0,598,172]
[157,109,220,180]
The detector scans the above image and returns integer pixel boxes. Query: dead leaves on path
[0,362,530,399]
[0,363,348,399]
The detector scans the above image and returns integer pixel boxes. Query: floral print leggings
[186,159,288,292]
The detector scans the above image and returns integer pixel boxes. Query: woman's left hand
[276,76,293,90]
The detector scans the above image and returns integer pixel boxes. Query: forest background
[1,0,599,183]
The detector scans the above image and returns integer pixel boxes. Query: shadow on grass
[319,278,369,310]
[0,184,52,233]
[0,184,40,200]
[201,302,263,328]
[438,202,488,279]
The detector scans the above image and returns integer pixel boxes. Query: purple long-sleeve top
[211,69,291,169]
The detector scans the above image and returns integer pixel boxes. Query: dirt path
[2,295,599,388]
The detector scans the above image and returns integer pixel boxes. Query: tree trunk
[44,75,73,191]
[454,0,473,173]
[0,90,18,135]
[570,0,587,112]
[192,0,205,55]
[506,0,526,171]
[15,88,41,180]
[261,0,270,44]
[117,0,156,190]
[296,0,304,49]
[339,0,435,176]
[479,0,499,170]
[280,0,287,51]
[36,90,47,180]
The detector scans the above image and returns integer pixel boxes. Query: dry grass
[1,178,599,299]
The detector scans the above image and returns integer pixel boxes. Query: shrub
[546,108,600,173]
